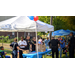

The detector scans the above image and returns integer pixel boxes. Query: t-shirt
[44,39,50,47]
[69,35,75,47]
[38,39,42,44]
[49,39,60,47]
[25,39,32,50]
[31,40,36,51]
[10,42,19,50]
[18,40,27,48]
[60,40,65,48]
[49,39,60,51]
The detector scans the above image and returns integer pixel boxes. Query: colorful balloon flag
[34,16,38,21]
[28,16,34,20]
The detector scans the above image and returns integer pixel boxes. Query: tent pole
[17,31,18,42]
[17,31,19,58]
[35,21,39,58]
[2,37,3,46]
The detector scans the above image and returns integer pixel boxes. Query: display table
[22,49,51,58]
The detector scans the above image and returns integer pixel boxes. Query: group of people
[10,35,36,58]
[9,32,75,58]
[38,32,75,58]
[49,32,75,58]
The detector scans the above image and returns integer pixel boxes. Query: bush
[5,36,9,40]
[3,39,7,42]
[7,39,14,43]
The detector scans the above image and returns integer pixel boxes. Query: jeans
[60,48,68,58]
[12,50,17,58]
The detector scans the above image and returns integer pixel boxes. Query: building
[0,16,35,38]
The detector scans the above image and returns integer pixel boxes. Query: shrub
[3,39,7,42]
[7,39,14,43]
[5,36,9,40]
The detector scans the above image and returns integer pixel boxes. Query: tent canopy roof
[0,16,54,32]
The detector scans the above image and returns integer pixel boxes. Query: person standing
[44,37,50,48]
[38,37,42,45]
[67,32,75,58]
[31,37,36,52]
[25,35,32,51]
[18,36,27,58]
[60,37,65,58]
[49,37,60,58]
[10,38,24,58]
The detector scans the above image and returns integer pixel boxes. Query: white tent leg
[2,37,3,46]
[17,32,18,42]
[35,22,39,58]
[17,31,19,58]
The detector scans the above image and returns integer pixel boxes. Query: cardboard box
[36,44,46,52]
[23,50,29,54]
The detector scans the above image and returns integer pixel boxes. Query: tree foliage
[37,16,75,36]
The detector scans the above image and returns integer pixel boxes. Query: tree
[53,16,75,31]
[37,16,75,37]
[38,16,51,37]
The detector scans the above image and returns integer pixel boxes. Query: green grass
[43,51,75,58]
[4,49,12,55]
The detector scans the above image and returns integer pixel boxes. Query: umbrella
[59,29,69,35]
[66,29,75,35]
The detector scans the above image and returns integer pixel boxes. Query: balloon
[28,16,34,20]
[34,16,38,21]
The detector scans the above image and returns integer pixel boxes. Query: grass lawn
[45,51,75,58]
[4,49,12,55]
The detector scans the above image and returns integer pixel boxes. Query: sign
[12,32,15,35]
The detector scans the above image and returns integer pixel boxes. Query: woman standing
[10,38,24,58]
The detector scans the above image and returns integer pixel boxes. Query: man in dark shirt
[67,32,75,58]
[24,35,32,51]
[31,37,36,52]
[10,38,24,58]
[49,37,60,58]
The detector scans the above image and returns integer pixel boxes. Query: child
[0,46,7,58]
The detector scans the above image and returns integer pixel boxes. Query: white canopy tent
[0,16,54,58]
[0,16,54,32]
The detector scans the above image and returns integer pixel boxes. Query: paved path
[0,43,11,50]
